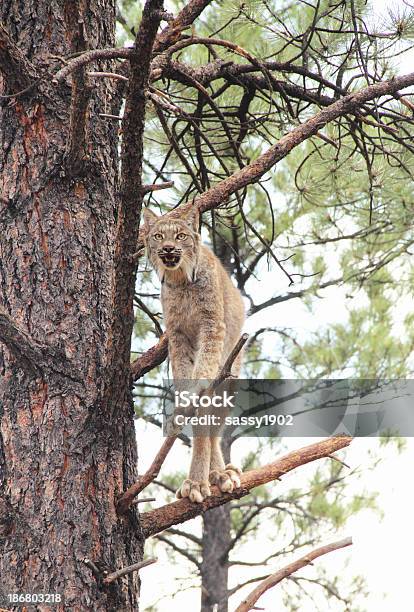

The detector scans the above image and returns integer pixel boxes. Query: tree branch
[141,180,174,194]
[117,435,177,516]
[53,48,131,83]
[105,0,163,409]
[130,333,169,382]
[209,333,249,388]
[102,558,157,585]
[154,0,215,53]
[164,527,202,546]
[235,537,352,612]
[154,534,201,569]
[140,436,352,537]
[193,71,414,215]
[136,71,414,250]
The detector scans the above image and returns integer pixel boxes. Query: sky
[136,0,414,610]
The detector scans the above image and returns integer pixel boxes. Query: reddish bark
[0,2,143,610]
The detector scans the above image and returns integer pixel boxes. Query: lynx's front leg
[177,320,225,503]
[209,351,243,493]
[176,428,212,503]
[209,436,241,493]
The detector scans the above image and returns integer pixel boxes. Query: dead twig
[235,537,352,612]
[102,558,157,585]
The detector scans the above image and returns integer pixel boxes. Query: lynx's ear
[142,208,159,230]
[182,207,200,232]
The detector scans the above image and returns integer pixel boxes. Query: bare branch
[102,558,157,585]
[117,435,177,516]
[130,333,169,382]
[235,537,352,612]
[141,180,174,194]
[209,333,249,388]
[105,0,164,407]
[140,436,352,537]
[136,70,414,251]
[53,48,131,83]
[164,527,202,546]
[54,0,214,84]
[155,534,201,569]
[193,71,414,215]
[87,71,128,82]
[154,0,214,53]
[83,558,103,581]
[131,497,156,505]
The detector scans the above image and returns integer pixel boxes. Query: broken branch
[65,5,91,176]
[141,180,174,194]
[130,333,169,382]
[102,558,157,585]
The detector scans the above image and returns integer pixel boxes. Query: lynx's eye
[176,232,187,240]
[153,233,163,241]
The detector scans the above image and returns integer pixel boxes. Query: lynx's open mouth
[159,253,181,268]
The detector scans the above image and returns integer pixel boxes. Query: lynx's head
[143,207,201,283]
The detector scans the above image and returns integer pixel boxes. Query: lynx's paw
[176,479,211,503]
[209,464,242,493]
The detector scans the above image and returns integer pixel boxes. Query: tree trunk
[200,438,231,612]
[0,2,143,610]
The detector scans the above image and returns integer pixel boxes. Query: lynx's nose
[162,245,175,252]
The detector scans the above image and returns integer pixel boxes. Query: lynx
[143,207,245,503]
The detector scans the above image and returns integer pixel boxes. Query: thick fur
[143,207,245,502]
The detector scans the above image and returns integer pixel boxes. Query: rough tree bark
[200,438,232,612]
[0,2,143,610]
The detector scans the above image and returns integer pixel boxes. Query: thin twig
[141,180,174,194]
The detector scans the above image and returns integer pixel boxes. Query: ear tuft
[143,208,159,229]
[183,207,200,232]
